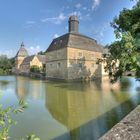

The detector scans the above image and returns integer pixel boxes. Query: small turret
[68,15,79,33]
[16,42,28,57]
[15,42,28,71]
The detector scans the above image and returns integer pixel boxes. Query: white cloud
[86,13,90,17]
[83,7,87,10]
[66,6,70,9]
[53,34,59,38]
[69,11,82,19]
[1,45,42,57]
[23,20,36,28]
[92,0,100,10]
[23,25,32,29]
[91,23,110,43]
[0,49,17,58]
[75,3,82,9]
[27,45,41,55]
[26,21,36,24]
[41,13,66,24]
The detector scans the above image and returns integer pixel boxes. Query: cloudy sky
[0,0,137,57]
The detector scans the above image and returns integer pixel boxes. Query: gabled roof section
[21,55,35,65]
[46,33,104,53]
[21,55,46,65]
[36,55,46,64]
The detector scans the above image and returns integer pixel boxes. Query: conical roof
[16,42,28,57]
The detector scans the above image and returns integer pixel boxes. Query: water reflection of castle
[15,76,139,140]
[16,76,45,100]
[45,78,132,140]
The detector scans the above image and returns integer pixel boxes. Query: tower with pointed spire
[15,42,28,72]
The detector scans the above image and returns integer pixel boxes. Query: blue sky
[0,0,137,57]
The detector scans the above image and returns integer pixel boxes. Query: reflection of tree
[0,76,17,91]
[0,80,9,90]
[120,77,131,90]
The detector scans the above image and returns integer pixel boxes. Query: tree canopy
[106,1,140,82]
[0,55,15,75]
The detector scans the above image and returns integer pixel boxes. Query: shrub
[30,66,40,73]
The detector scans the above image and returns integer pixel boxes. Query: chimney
[68,15,79,33]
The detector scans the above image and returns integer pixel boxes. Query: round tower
[68,15,79,33]
[15,42,28,71]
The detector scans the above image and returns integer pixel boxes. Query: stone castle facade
[45,16,106,81]
[15,16,108,80]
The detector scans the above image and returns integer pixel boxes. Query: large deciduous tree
[106,0,140,82]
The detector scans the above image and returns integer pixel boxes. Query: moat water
[0,76,140,140]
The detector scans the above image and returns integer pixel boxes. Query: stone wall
[46,48,67,62]
[46,48,68,80]
[100,105,140,140]
[15,56,25,70]
[67,47,102,80]
[46,47,103,81]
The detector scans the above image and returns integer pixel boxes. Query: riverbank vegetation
[104,0,140,82]
[0,55,14,75]
[30,65,41,73]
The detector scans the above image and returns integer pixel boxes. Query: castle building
[19,54,46,73]
[15,42,28,73]
[15,42,46,74]
[45,16,104,81]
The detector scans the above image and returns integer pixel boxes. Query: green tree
[106,1,140,82]
[0,55,15,75]
[37,51,45,55]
